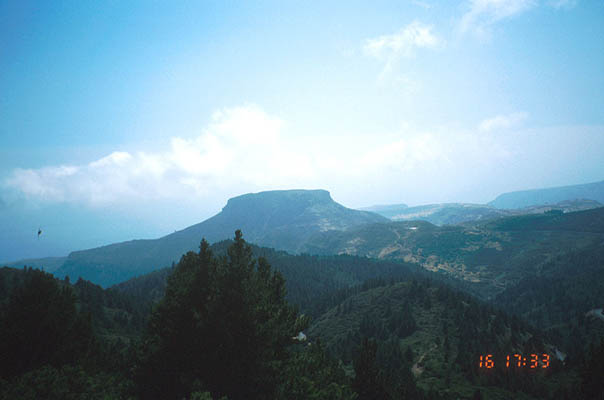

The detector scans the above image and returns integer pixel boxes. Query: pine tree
[0,269,94,378]
[352,337,390,400]
[135,231,301,400]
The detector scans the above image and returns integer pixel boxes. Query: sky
[1,0,603,260]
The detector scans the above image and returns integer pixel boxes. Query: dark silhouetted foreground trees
[0,268,94,379]
[135,230,354,400]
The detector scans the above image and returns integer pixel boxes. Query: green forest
[1,230,603,399]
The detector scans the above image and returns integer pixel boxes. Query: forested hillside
[2,229,604,399]
[303,207,604,299]
[308,279,576,399]
[49,190,387,287]
[1,234,359,399]
[0,267,134,399]
[494,241,604,359]
[114,240,431,318]
[361,200,601,226]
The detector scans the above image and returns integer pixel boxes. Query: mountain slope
[2,256,67,273]
[113,240,425,318]
[302,207,604,299]
[362,200,602,226]
[494,241,604,357]
[308,280,568,399]
[52,190,387,287]
[383,203,508,225]
[489,180,604,209]
[358,203,408,218]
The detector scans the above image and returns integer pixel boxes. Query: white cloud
[363,21,441,81]
[549,0,578,9]
[364,21,441,61]
[89,152,132,168]
[5,102,602,218]
[11,104,600,213]
[3,104,504,209]
[459,0,537,37]
[4,105,316,206]
[479,112,528,132]
[359,134,445,173]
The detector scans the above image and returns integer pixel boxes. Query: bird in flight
[38,228,42,239]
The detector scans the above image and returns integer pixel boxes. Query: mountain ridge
[489,180,604,209]
[361,199,602,226]
[50,189,387,286]
[301,206,604,298]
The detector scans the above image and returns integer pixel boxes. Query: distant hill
[517,199,602,215]
[362,199,602,226]
[302,207,604,299]
[483,204,604,233]
[358,203,408,218]
[50,190,387,287]
[2,256,67,273]
[113,240,426,318]
[384,203,508,225]
[489,180,604,209]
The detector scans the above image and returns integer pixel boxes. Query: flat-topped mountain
[489,179,604,209]
[196,189,388,251]
[51,189,387,287]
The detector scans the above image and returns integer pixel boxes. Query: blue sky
[1,0,603,260]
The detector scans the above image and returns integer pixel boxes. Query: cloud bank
[4,104,602,209]
[4,105,315,206]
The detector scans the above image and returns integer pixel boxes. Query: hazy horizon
[1,0,603,261]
